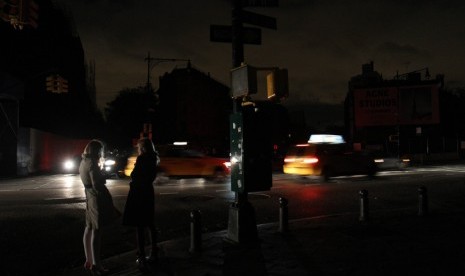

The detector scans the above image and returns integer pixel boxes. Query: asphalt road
[1,164,465,275]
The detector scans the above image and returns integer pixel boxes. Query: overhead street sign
[240,10,277,30]
[210,25,262,45]
[242,0,279,7]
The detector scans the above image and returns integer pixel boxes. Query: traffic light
[231,64,257,98]
[1,0,19,24]
[21,0,39,29]
[0,0,38,29]
[46,75,68,93]
[46,75,56,92]
[267,68,289,101]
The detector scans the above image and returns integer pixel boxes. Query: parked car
[283,134,377,181]
[124,145,231,183]
[61,150,127,178]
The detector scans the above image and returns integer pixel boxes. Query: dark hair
[82,139,104,159]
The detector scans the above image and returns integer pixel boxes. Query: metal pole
[232,0,244,68]
[359,189,369,222]
[418,186,428,216]
[278,197,289,233]
[189,210,202,252]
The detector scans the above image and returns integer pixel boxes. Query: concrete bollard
[359,189,369,222]
[278,197,289,233]
[418,186,428,217]
[189,210,202,253]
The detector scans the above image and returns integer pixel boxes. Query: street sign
[210,25,262,45]
[240,10,277,30]
[242,0,279,7]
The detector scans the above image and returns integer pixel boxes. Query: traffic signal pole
[226,0,259,243]
[232,0,244,68]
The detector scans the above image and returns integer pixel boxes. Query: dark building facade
[154,63,232,156]
[1,0,100,176]
[345,62,464,163]
[0,0,99,136]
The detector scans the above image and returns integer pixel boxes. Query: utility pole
[144,52,190,93]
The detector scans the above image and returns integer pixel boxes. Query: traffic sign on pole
[242,0,279,7]
[240,9,277,30]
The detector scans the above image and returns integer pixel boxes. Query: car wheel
[210,168,227,183]
[367,165,377,179]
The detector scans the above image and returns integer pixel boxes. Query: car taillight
[303,157,318,164]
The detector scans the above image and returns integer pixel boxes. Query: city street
[1,164,465,275]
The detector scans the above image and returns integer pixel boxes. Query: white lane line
[215,189,230,193]
[159,192,178,195]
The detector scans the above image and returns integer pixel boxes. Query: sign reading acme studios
[353,84,440,127]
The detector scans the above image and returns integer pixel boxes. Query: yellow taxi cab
[283,134,377,181]
[124,144,231,183]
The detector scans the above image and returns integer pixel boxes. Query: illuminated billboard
[353,84,439,127]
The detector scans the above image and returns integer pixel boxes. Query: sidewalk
[64,208,465,276]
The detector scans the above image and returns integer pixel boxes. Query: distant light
[296,144,309,147]
[374,159,385,163]
[173,141,188,146]
[308,134,345,144]
[231,156,240,164]
[104,159,116,166]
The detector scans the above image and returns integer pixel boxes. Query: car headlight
[63,159,76,171]
[104,159,116,166]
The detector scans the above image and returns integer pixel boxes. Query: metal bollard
[189,210,202,253]
[418,186,428,216]
[278,197,289,233]
[359,189,369,222]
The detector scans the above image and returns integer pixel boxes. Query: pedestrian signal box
[267,68,289,101]
[231,64,258,98]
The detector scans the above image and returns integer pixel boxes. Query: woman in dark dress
[122,137,160,271]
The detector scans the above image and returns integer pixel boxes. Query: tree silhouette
[104,86,158,149]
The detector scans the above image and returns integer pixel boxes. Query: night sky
[65,0,465,114]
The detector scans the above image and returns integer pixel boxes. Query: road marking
[215,189,230,193]
[159,192,178,195]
